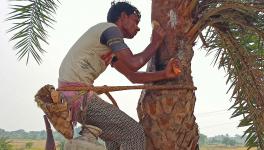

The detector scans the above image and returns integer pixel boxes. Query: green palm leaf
[196,0,264,149]
[7,0,59,64]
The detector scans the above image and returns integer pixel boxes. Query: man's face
[122,14,140,39]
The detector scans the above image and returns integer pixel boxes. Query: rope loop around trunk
[57,84,197,94]
[57,84,196,108]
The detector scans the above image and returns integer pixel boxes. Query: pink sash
[58,81,94,125]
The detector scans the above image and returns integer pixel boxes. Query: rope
[57,84,196,94]
[105,92,119,108]
[57,84,196,108]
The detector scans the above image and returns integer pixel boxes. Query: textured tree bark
[137,0,200,149]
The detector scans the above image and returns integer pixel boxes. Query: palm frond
[196,0,264,149]
[7,0,59,64]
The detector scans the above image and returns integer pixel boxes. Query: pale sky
[0,0,245,137]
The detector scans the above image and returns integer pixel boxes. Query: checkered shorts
[79,93,145,150]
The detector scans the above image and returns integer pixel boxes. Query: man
[58,1,180,150]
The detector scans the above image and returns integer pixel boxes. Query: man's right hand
[151,22,165,46]
[165,58,181,79]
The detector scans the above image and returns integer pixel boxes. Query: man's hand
[113,21,165,72]
[151,20,165,46]
[165,58,181,78]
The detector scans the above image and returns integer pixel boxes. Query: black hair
[107,1,141,23]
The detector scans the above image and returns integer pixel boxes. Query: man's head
[107,1,141,23]
[107,1,141,39]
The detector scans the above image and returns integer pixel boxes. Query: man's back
[59,22,116,85]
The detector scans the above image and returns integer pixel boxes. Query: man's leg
[81,93,145,150]
[105,140,120,150]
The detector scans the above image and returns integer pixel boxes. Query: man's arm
[112,57,180,84]
[114,26,165,71]
[100,25,165,72]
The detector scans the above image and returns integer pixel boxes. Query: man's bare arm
[113,26,165,71]
[112,57,180,84]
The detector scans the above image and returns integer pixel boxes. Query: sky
[0,0,246,137]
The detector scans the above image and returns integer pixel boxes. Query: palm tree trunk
[137,0,200,149]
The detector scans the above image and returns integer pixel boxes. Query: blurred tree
[0,137,13,150]
[199,134,208,145]
[25,141,33,149]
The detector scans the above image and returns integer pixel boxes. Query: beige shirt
[59,23,117,84]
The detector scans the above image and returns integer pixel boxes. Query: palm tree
[7,0,264,149]
[137,0,264,149]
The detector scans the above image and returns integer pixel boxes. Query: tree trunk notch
[137,0,200,149]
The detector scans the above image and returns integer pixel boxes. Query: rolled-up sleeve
[100,26,129,52]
